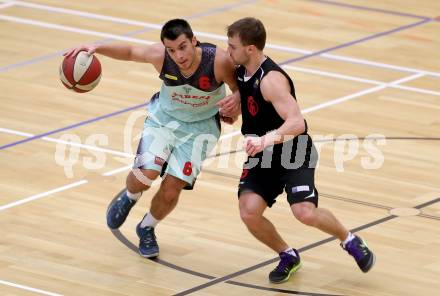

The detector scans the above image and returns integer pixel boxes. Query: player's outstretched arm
[64,43,165,70]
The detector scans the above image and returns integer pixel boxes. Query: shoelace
[140,229,157,246]
[273,257,293,273]
[117,198,133,216]
[346,239,369,260]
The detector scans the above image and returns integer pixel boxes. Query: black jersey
[236,57,316,168]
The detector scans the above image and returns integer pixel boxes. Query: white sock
[126,190,142,201]
[140,212,159,228]
[282,247,297,258]
[342,232,356,248]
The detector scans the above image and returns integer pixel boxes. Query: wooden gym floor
[0,0,439,295]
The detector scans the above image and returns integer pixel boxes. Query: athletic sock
[126,190,141,202]
[140,212,159,228]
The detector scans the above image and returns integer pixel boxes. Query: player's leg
[106,117,172,229]
[136,174,187,258]
[239,192,287,252]
[239,168,301,284]
[136,117,219,257]
[287,168,375,272]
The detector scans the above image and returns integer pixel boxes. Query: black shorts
[238,165,318,208]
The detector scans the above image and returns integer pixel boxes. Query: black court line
[110,229,215,280]
[108,194,344,296]
[210,136,440,158]
[225,281,344,296]
[174,197,440,295]
[418,213,440,221]
[201,169,440,222]
[414,197,440,209]
[171,215,398,296]
[108,190,440,295]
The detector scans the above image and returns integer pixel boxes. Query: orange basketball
[60,51,101,93]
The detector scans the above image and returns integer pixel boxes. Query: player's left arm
[244,71,306,156]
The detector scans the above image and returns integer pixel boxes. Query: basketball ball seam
[78,55,98,85]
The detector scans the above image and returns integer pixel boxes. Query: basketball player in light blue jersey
[65,19,239,258]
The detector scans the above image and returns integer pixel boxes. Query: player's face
[163,34,198,71]
[227,35,250,66]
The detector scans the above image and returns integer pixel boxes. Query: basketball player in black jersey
[222,17,375,283]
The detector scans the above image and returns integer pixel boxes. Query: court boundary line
[1,67,435,150]
[0,2,438,150]
[105,195,439,295]
[307,0,432,20]
[3,12,440,92]
[4,1,438,295]
[172,198,440,295]
[1,154,438,293]
[2,62,439,152]
[3,131,440,214]
[0,279,63,296]
[1,0,439,77]
[0,102,148,150]
[279,19,433,65]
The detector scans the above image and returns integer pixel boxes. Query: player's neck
[244,53,266,78]
[180,47,202,78]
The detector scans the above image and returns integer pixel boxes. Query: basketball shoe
[341,235,375,272]
[269,250,301,283]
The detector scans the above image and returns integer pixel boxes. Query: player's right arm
[64,43,165,72]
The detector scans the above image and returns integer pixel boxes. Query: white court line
[0,1,14,9]
[6,0,440,77]
[8,0,309,56]
[102,164,132,176]
[220,73,426,140]
[0,128,134,158]
[1,13,439,98]
[0,11,436,211]
[322,53,440,78]
[0,15,154,45]
[283,65,383,85]
[284,65,440,96]
[302,72,424,113]
[0,279,63,296]
[0,73,427,210]
[0,180,88,211]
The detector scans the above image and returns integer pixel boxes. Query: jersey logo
[240,169,249,180]
[183,86,192,94]
[247,95,259,116]
[199,75,211,90]
[165,73,178,80]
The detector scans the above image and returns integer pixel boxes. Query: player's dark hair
[161,19,194,42]
[227,17,266,50]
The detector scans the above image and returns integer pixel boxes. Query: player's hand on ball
[64,44,97,58]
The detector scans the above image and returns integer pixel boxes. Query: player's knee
[126,170,157,191]
[292,203,317,226]
[239,207,260,226]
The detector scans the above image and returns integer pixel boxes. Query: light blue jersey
[136,43,225,185]
[149,42,226,124]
